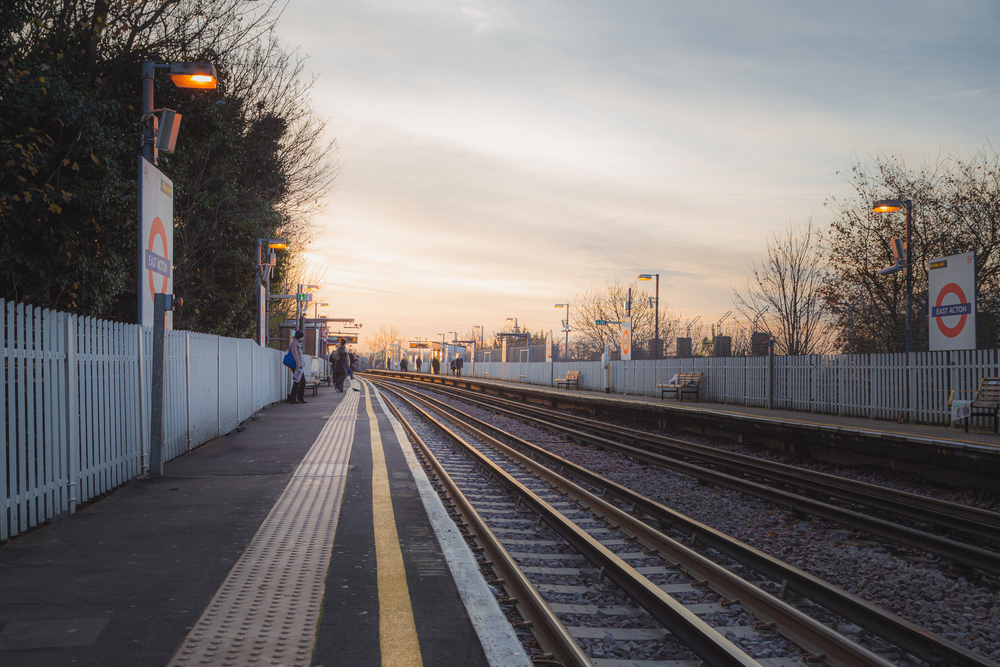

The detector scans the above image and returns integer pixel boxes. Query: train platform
[372,370,1000,489]
[0,377,529,666]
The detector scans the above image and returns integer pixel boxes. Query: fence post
[64,312,79,514]
[137,323,147,475]
[149,293,167,479]
[766,340,774,410]
[217,336,222,437]
[185,331,192,450]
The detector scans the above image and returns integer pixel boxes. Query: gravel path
[412,385,1000,666]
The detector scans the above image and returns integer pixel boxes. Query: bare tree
[824,147,1000,352]
[733,219,828,355]
[366,324,404,356]
[572,280,680,358]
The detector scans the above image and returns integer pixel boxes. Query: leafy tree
[0,0,338,338]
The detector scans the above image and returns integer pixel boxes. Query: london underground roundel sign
[928,252,976,351]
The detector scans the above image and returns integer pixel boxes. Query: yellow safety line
[365,383,424,667]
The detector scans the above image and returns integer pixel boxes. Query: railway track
[371,377,998,667]
[380,376,1000,575]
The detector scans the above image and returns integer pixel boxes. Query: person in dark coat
[430,356,440,374]
[333,340,351,391]
[415,357,422,373]
[455,354,464,376]
[399,357,408,372]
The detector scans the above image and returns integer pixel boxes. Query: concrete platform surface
[0,377,524,666]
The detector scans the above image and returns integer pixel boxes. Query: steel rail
[375,378,999,667]
[392,378,1000,576]
[451,384,1000,541]
[378,372,1000,539]
[380,391,593,667]
[406,376,1000,541]
[379,383,763,667]
[379,381,904,667]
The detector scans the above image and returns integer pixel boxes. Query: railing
[2,300,294,541]
[463,350,1000,428]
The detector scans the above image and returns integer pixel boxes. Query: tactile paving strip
[168,389,359,667]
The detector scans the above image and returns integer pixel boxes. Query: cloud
[276,0,1000,341]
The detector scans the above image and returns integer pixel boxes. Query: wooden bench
[952,377,1000,433]
[305,373,322,397]
[555,370,580,390]
[657,372,703,402]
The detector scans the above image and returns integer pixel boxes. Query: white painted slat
[0,299,8,541]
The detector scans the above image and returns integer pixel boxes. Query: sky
[273,0,1000,349]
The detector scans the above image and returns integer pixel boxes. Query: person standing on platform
[399,356,408,372]
[333,339,350,391]
[288,330,307,404]
[431,355,440,374]
[348,350,356,379]
[415,357,422,373]
[455,354,464,376]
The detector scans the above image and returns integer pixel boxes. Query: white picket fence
[466,350,1000,425]
[1,300,309,541]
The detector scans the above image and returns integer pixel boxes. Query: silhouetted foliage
[0,0,338,336]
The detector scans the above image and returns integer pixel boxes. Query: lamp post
[638,274,659,359]
[474,325,484,352]
[874,199,914,354]
[554,303,571,361]
[296,284,319,332]
[506,317,519,333]
[138,60,217,326]
[256,238,287,346]
[314,302,328,319]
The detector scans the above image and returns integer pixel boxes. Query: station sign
[409,341,429,348]
[621,317,632,361]
[328,334,359,345]
[138,157,173,328]
[928,251,977,351]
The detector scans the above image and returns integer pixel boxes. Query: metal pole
[654,275,659,360]
[150,293,167,478]
[256,239,263,345]
[905,201,913,423]
[905,202,913,355]
[264,264,272,347]
[141,61,156,165]
[296,283,304,331]
[565,303,570,362]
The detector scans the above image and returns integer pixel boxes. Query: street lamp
[142,61,218,165]
[137,59,217,326]
[315,302,329,319]
[506,317,519,333]
[873,199,914,354]
[256,238,287,346]
[555,304,571,361]
[638,274,660,359]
